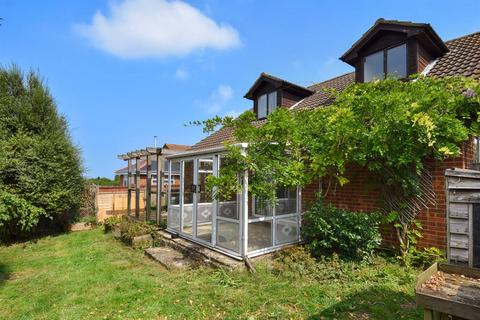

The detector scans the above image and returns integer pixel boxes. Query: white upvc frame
[165,143,302,260]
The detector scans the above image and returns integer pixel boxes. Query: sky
[1,0,479,178]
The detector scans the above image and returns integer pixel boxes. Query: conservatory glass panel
[275,187,297,216]
[167,160,181,231]
[252,197,272,217]
[248,220,273,252]
[196,157,213,243]
[217,220,240,253]
[276,216,299,245]
[182,160,194,235]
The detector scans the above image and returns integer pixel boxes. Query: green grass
[0,229,422,319]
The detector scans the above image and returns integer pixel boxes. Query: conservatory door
[181,160,195,235]
[195,157,214,244]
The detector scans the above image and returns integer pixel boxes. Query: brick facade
[301,139,476,249]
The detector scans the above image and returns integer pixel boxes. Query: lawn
[0,228,423,319]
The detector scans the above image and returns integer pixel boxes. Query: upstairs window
[257,91,278,119]
[257,94,267,119]
[363,44,407,82]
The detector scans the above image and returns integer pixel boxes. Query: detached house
[164,19,480,262]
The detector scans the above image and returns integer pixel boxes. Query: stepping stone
[145,247,192,270]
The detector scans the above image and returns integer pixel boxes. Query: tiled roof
[189,120,266,151]
[291,72,355,110]
[189,126,235,151]
[188,30,480,152]
[427,32,480,79]
[163,143,190,151]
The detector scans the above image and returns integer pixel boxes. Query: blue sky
[1,0,479,178]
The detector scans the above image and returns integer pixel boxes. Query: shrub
[0,191,48,240]
[272,246,351,282]
[103,216,122,233]
[0,67,84,241]
[117,218,155,245]
[302,200,381,261]
[407,247,445,269]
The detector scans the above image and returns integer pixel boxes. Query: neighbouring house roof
[188,28,480,152]
[162,143,190,152]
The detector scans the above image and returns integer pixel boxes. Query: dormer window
[364,44,407,82]
[257,91,277,119]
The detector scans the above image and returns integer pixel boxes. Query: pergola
[117,147,163,223]
[165,143,303,260]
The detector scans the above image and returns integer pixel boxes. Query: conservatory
[165,143,303,260]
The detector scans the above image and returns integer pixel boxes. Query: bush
[117,218,155,245]
[0,191,48,240]
[302,201,381,261]
[103,216,122,233]
[272,246,351,282]
[407,247,445,269]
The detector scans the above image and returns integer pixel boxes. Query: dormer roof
[340,18,449,66]
[244,72,314,100]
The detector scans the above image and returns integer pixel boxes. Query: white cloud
[75,0,241,59]
[197,85,234,114]
[174,67,189,80]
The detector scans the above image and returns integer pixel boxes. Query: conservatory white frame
[165,143,303,260]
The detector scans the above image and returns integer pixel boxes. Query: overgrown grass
[0,229,422,319]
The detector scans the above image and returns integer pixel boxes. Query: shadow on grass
[0,263,11,286]
[308,286,422,319]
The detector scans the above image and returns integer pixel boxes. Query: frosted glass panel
[217,220,239,253]
[276,216,298,245]
[248,220,272,252]
[167,205,180,231]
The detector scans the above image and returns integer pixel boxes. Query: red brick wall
[301,139,475,250]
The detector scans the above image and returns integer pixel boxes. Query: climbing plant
[199,75,480,204]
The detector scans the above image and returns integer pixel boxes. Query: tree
[0,66,84,240]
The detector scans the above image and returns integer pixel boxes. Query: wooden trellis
[117,147,163,224]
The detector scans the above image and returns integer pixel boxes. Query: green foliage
[0,66,84,240]
[200,76,480,205]
[408,247,445,269]
[272,246,350,282]
[103,216,122,233]
[302,201,382,261]
[86,176,119,186]
[116,218,154,245]
[0,191,48,239]
[383,211,445,268]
